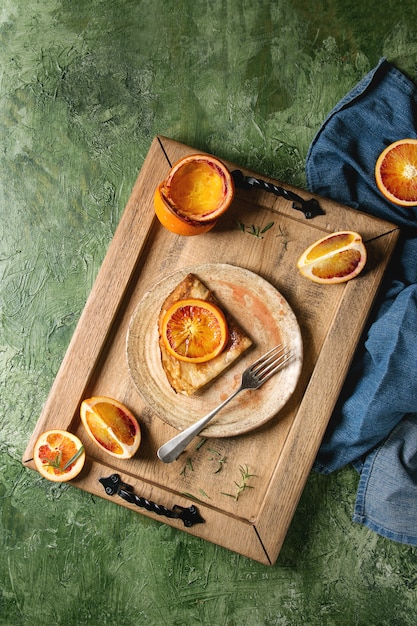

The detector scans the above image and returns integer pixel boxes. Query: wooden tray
[22,136,399,565]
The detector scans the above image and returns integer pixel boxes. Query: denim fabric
[306,58,417,545]
[353,414,417,545]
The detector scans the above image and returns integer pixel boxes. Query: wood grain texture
[22,136,400,564]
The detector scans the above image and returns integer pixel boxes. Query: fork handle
[157,387,243,463]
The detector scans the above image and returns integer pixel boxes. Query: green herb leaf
[180,457,194,476]
[181,492,204,503]
[261,221,274,234]
[195,438,207,451]
[222,464,257,500]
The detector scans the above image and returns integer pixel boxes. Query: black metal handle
[99,474,205,527]
[232,169,324,219]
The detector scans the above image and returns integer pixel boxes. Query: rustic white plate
[126,263,303,437]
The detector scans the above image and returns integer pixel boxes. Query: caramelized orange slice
[161,298,229,363]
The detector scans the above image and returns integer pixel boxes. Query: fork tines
[251,343,292,382]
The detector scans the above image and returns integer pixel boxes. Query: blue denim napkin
[306,58,417,545]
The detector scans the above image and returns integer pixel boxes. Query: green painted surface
[1,1,417,624]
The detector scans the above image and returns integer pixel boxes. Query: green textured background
[1,1,417,624]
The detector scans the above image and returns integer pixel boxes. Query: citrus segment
[297,231,367,284]
[161,298,229,363]
[33,430,85,482]
[154,154,234,236]
[80,397,141,459]
[375,138,417,206]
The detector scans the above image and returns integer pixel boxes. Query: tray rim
[22,135,401,565]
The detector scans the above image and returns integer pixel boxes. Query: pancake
[158,273,253,395]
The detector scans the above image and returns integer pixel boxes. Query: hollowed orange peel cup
[153,153,235,236]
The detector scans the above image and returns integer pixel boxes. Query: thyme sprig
[178,438,257,503]
[276,224,289,250]
[180,457,194,477]
[208,448,227,473]
[236,221,274,238]
[179,439,208,476]
[221,464,257,501]
[181,489,210,502]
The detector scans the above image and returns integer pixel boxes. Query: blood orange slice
[161,297,229,363]
[34,430,85,482]
[80,397,141,459]
[297,231,367,284]
[375,138,417,206]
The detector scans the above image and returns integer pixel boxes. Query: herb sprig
[222,464,257,501]
[208,448,227,473]
[237,221,274,238]
[46,446,85,472]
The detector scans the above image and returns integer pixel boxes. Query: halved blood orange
[297,231,367,284]
[375,138,417,206]
[154,154,235,236]
[161,298,229,363]
[33,429,85,482]
[80,397,141,459]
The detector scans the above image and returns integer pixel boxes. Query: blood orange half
[34,430,85,482]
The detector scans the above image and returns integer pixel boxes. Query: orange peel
[154,154,234,236]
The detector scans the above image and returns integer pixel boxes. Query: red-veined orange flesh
[375,138,417,206]
[33,429,85,482]
[80,397,141,459]
[297,231,367,284]
[161,298,229,363]
[154,154,234,236]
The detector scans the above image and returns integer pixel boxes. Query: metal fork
[157,343,292,463]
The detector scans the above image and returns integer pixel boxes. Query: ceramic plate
[126,263,303,437]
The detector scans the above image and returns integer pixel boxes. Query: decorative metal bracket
[99,473,205,528]
[232,169,325,219]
